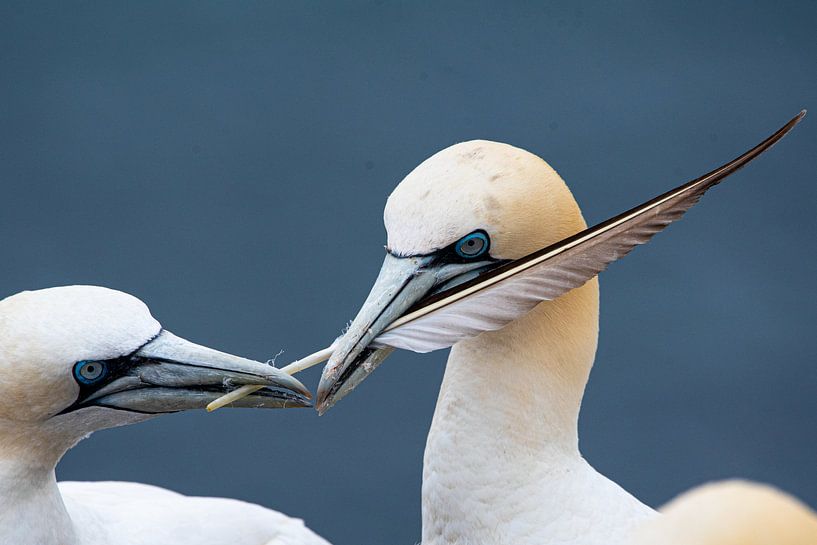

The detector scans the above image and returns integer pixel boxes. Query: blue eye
[74,360,107,385]
[455,231,490,259]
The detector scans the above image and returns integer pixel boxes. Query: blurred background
[1,2,815,544]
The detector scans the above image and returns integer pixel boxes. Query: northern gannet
[315,113,805,545]
[0,285,328,545]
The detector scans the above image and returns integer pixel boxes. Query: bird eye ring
[455,231,490,259]
[74,360,108,385]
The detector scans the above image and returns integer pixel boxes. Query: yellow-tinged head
[385,140,587,259]
[318,139,592,412]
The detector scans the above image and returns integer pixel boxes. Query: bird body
[0,468,324,545]
[59,481,326,545]
[0,286,327,545]
[317,114,805,545]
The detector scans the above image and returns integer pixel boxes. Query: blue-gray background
[1,2,815,543]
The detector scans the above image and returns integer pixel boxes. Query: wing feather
[375,112,805,353]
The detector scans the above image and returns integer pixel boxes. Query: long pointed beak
[74,330,312,413]
[316,253,495,413]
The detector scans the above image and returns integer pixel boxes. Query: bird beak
[71,330,312,414]
[316,253,498,413]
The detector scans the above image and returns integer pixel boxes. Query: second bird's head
[0,285,312,445]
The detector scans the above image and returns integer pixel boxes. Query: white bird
[0,285,329,545]
[316,113,806,545]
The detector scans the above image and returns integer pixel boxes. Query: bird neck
[429,278,599,458]
[422,279,650,544]
[0,418,80,545]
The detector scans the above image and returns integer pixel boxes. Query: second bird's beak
[72,330,312,413]
[316,253,497,414]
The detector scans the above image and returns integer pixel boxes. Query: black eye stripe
[384,230,492,261]
[63,356,135,409]
[57,334,166,416]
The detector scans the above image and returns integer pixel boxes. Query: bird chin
[51,405,156,437]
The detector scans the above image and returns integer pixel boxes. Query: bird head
[317,140,586,412]
[384,140,586,260]
[0,286,311,438]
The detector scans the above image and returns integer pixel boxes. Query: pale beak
[65,330,312,414]
[316,253,497,413]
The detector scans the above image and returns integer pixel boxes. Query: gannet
[315,113,805,545]
[631,480,817,545]
[0,285,329,545]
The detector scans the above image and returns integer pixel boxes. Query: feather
[375,111,805,353]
